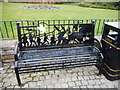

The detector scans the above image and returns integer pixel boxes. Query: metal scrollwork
[50,35,56,45]
[29,33,37,46]
[43,33,49,45]
[19,23,93,47]
[54,25,69,45]
[68,25,84,44]
[21,34,29,47]
[37,37,42,46]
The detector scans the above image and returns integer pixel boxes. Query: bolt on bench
[14,21,103,86]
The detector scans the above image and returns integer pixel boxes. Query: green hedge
[78,2,120,10]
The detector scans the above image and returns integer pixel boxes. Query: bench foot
[18,83,24,87]
[96,72,102,76]
[15,68,22,86]
[95,64,103,76]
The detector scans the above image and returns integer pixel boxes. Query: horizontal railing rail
[0,19,120,40]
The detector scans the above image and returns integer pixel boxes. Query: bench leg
[95,64,103,76]
[15,68,22,86]
[97,69,102,75]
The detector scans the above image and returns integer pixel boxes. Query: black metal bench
[14,21,103,86]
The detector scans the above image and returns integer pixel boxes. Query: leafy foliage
[78,2,120,10]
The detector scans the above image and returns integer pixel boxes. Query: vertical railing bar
[21,21,24,27]
[67,20,69,29]
[4,21,9,38]
[29,21,31,36]
[82,20,83,24]
[91,19,93,23]
[48,20,50,37]
[100,19,105,35]
[26,21,29,36]
[63,20,65,25]
[21,21,24,34]
[95,20,98,35]
[96,19,101,35]
[53,20,55,36]
[62,20,64,28]
[72,20,75,32]
[37,20,40,37]
[32,21,35,30]
[107,19,110,22]
[115,19,118,22]
[91,19,95,23]
[37,20,39,26]
[68,20,70,29]
[0,26,4,39]
[10,21,15,38]
[35,21,37,37]
[68,20,70,25]
[63,20,65,24]
[86,19,88,23]
[63,20,66,34]
[27,21,29,26]
[58,20,60,28]
[77,20,80,24]
[41,20,44,38]
[58,20,60,31]
[43,20,45,27]
[90,19,92,23]
[111,19,114,22]
[98,19,105,35]
[15,21,18,39]
[110,19,113,22]
[93,19,97,35]
[35,21,37,38]
[73,20,75,24]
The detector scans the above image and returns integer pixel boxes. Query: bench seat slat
[17,56,100,66]
[19,61,98,72]
[18,46,100,60]
[18,53,100,62]
[19,62,97,72]
[19,63,97,74]
[17,58,100,68]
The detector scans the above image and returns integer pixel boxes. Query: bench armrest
[92,37,102,51]
[14,43,20,61]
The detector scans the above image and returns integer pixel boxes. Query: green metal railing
[0,19,119,40]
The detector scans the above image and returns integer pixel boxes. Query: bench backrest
[16,21,95,51]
